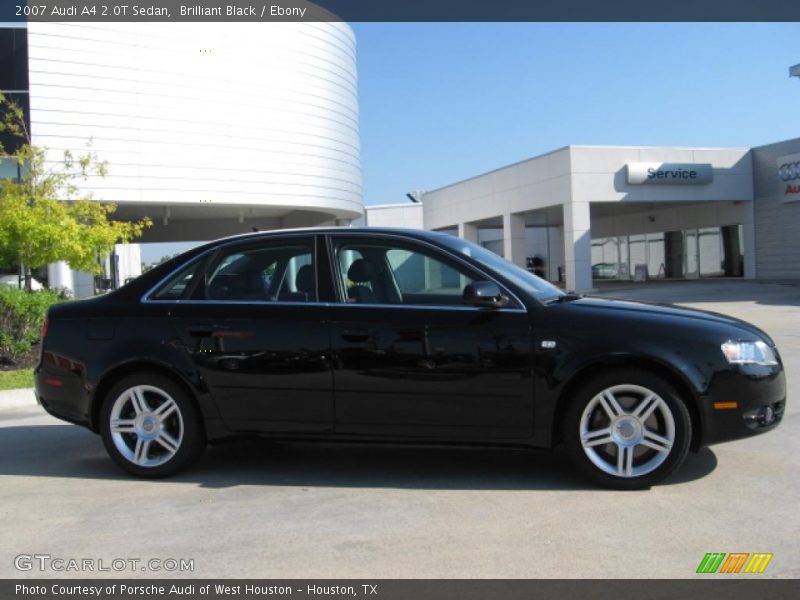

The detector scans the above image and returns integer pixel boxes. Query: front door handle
[341,328,372,343]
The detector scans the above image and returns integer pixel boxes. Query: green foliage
[0,92,151,289]
[0,369,33,391]
[0,286,63,364]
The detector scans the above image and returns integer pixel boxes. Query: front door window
[333,239,476,306]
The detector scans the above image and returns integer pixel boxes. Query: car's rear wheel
[563,369,691,490]
[100,372,205,477]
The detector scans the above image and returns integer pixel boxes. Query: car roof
[203,226,448,245]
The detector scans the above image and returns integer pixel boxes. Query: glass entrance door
[684,229,699,279]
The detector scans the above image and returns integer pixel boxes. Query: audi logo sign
[778,153,800,203]
[779,161,800,181]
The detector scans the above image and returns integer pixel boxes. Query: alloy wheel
[579,384,675,478]
[109,385,184,468]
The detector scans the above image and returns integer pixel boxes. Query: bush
[0,287,65,365]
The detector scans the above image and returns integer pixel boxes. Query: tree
[0,93,151,291]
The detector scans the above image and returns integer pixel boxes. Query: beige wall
[752,138,800,279]
[366,204,424,229]
[420,145,754,290]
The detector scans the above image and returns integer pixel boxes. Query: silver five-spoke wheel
[580,384,675,478]
[109,385,184,468]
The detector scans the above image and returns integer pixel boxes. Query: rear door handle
[188,324,215,338]
[341,329,372,343]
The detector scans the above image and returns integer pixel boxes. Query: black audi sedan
[34,228,786,488]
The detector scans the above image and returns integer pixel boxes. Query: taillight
[41,317,49,339]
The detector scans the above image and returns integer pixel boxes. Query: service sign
[627,163,713,185]
[777,153,800,203]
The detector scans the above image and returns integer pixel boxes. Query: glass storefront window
[591,225,743,281]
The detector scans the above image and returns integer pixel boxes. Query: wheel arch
[551,355,704,450]
[90,360,203,434]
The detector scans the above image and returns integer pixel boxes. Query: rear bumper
[34,361,93,430]
[698,364,786,446]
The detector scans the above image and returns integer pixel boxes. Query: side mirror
[463,281,509,308]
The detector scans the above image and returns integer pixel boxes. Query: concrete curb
[0,388,38,409]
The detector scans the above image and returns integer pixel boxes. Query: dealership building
[2,21,799,295]
[367,138,800,291]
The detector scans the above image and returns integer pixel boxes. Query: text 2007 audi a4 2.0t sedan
[34,228,786,489]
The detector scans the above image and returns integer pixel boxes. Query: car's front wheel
[563,369,692,489]
[100,372,206,477]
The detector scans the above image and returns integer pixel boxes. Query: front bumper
[698,364,786,446]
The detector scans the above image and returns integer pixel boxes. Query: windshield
[434,233,566,303]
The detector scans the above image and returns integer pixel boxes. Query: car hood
[566,296,773,344]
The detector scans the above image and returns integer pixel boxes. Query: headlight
[721,340,778,366]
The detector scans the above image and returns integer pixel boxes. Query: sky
[142,22,799,263]
[352,22,800,205]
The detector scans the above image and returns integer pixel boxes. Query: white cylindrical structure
[26,21,362,239]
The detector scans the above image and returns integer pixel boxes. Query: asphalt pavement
[1,280,797,578]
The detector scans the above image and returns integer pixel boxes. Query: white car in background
[0,274,43,291]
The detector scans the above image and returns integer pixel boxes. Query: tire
[563,369,692,490]
[100,372,206,477]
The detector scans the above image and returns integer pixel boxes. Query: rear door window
[204,239,316,302]
[150,258,203,301]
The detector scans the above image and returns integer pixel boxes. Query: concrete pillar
[47,261,74,295]
[115,243,142,287]
[563,202,593,292]
[72,272,96,299]
[458,222,478,243]
[424,256,442,290]
[742,203,756,280]
[48,261,101,298]
[502,213,527,267]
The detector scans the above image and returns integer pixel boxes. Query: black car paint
[34,228,786,451]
